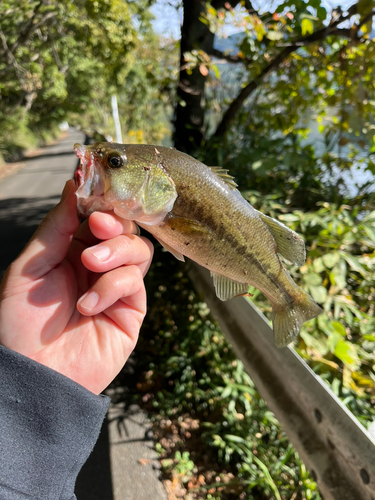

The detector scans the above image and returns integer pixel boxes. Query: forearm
[0,345,110,500]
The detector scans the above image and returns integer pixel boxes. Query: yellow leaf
[352,371,375,388]
[256,24,266,41]
[310,356,339,370]
[301,18,314,36]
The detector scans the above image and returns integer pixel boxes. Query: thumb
[11,180,81,283]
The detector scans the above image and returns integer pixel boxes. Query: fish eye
[107,152,124,168]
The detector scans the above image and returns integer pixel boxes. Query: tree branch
[213,7,375,139]
[243,0,257,14]
[10,11,57,55]
[214,45,294,138]
[210,47,250,63]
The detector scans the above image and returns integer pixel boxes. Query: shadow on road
[0,197,58,277]
[75,420,114,500]
[20,151,77,163]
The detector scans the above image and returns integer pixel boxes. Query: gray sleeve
[0,345,110,500]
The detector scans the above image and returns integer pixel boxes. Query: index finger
[73,212,139,249]
[89,212,140,240]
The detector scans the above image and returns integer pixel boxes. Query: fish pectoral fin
[255,209,306,267]
[155,236,185,262]
[164,215,212,236]
[211,273,249,301]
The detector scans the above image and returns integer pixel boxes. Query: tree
[174,0,375,162]
[0,0,153,155]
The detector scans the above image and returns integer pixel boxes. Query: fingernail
[79,291,99,310]
[90,245,111,261]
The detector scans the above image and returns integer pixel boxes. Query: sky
[150,0,182,39]
[150,0,359,40]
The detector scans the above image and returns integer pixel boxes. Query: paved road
[0,129,167,500]
[0,128,83,277]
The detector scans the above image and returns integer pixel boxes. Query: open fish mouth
[74,143,92,191]
[73,143,109,217]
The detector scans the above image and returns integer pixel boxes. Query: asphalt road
[0,129,167,500]
[0,128,83,277]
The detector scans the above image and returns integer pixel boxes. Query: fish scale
[74,142,322,347]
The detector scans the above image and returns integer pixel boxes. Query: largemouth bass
[74,142,322,347]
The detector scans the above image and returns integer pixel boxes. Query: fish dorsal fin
[211,272,249,301]
[209,167,238,189]
[255,209,306,267]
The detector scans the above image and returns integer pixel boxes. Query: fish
[74,142,322,347]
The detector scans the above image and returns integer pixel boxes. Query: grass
[126,243,323,500]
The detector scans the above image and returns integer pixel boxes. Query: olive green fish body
[74,142,322,347]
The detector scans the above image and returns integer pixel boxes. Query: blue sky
[150,0,182,39]
[150,0,359,40]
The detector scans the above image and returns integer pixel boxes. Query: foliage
[176,0,375,203]
[207,0,375,140]
[202,44,375,207]
[132,245,322,499]
[117,34,179,144]
[0,0,174,158]
[3,0,375,495]
[242,192,375,426]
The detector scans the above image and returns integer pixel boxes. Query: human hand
[0,180,153,394]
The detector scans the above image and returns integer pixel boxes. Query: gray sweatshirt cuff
[0,345,110,500]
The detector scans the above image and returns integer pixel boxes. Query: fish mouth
[74,144,91,191]
[73,143,109,217]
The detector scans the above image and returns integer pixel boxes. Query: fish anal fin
[155,236,185,262]
[255,209,306,267]
[209,167,238,190]
[211,272,249,301]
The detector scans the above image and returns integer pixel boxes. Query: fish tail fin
[272,292,322,348]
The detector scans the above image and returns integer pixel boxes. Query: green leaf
[253,456,282,500]
[316,6,327,20]
[322,252,340,269]
[363,334,375,341]
[224,434,249,445]
[251,160,263,171]
[300,330,329,355]
[303,272,322,286]
[313,257,325,273]
[278,213,300,222]
[331,321,346,336]
[330,261,347,289]
[301,18,314,36]
[310,285,327,303]
[334,339,359,368]
[339,253,367,276]
[221,385,232,398]
[266,31,284,41]
[364,225,375,245]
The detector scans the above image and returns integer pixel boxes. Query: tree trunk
[173,0,213,153]
[174,0,239,154]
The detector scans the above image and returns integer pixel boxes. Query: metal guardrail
[189,263,375,500]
